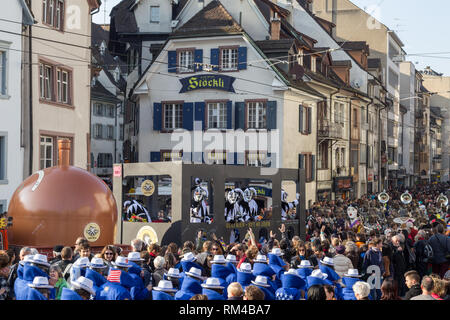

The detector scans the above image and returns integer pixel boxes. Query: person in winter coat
[0,251,12,300]
[201,277,226,300]
[275,269,305,300]
[413,230,431,278]
[333,245,354,278]
[391,235,407,297]
[404,270,422,300]
[175,267,204,300]
[152,279,177,300]
[318,257,343,300]
[428,224,450,278]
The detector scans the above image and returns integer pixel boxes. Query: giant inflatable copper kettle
[8,139,117,247]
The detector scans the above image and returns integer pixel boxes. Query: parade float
[7,139,117,249]
[113,162,306,247]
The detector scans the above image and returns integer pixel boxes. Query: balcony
[318,119,344,139]
[317,169,331,181]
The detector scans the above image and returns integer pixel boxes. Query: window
[300,105,311,134]
[340,148,345,167]
[119,124,124,141]
[388,67,399,88]
[360,144,366,164]
[247,101,266,129]
[106,104,115,118]
[351,150,358,173]
[300,154,314,182]
[40,136,54,169]
[205,150,226,164]
[43,0,64,31]
[220,48,238,71]
[0,136,5,180]
[150,6,160,23]
[97,153,113,168]
[318,142,328,169]
[94,124,103,139]
[353,109,358,128]
[94,103,103,116]
[0,50,7,96]
[207,102,227,129]
[161,150,182,162]
[107,125,114,140]
[178,50,194,73]
[39,61,72,105]
[246,151,268,167]
[163,103,183,130]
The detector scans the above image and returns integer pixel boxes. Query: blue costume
[174,276,202,300]
[179,260,203,279]
[210,264,232,299]
[60,287,83,300]
[296,267,313,283]
[84,269,107,300]
[341,277,360,300]
[275,272,305,300]
[236,270,254,289]
[253,263,278,292]
[318,263,343,300]
[26,288,49,300]
[15,265,49,300]
[254,284,275,301]
[152,290,175,300]
[98,269,133,300]
[268,254,286,288]
[225,262,237,285]
[202,288,226,300]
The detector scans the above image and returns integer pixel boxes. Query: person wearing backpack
[54,247,74,282]
[428,224,450,278]
[413,230,432,278]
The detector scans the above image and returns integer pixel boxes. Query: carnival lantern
[8,139,117,247]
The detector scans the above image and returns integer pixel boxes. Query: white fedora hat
[181,252,197,262]
[154,280,177,293]
[211,255,227,264]
[201,277,224,290]
[320,256,334,267]
[271,248,284,256]
[127,252,144,262]
[71,276,96,296]
[225,254,237,264]
[28,276,53,289]
[254,254,268,264]
[74,257,90,268]
[112,256,132,268]
[89,257,107,269]
[298,260,313,269]
[310,269,328,280]
[19,254,35,266]
[238,262,253,273]
[285,268,301,277]
[185,267,203,280]
[251,275,271,287]
[344,268,362,278]
[31,254,50,268]
[164,267,181,279]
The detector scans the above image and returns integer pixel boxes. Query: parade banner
[179,74,236,93]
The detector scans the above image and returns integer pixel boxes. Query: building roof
[91,79,121,103]
[254,39,296,53]
[91,22,127,92]
[172,0,243,38]
[109,0,138,34]
[332,60,352,67]
[337,41,369,53]
[254,0,291,19]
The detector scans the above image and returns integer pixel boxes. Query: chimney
[58,138,71,167]
[270,12,281,41]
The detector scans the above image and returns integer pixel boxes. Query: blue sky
[93,0,450,75]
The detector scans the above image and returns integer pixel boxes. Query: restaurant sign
[179,74,236,93]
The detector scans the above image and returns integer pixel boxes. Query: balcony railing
[318,119,344,139]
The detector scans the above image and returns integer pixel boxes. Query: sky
[93,0,450,76]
